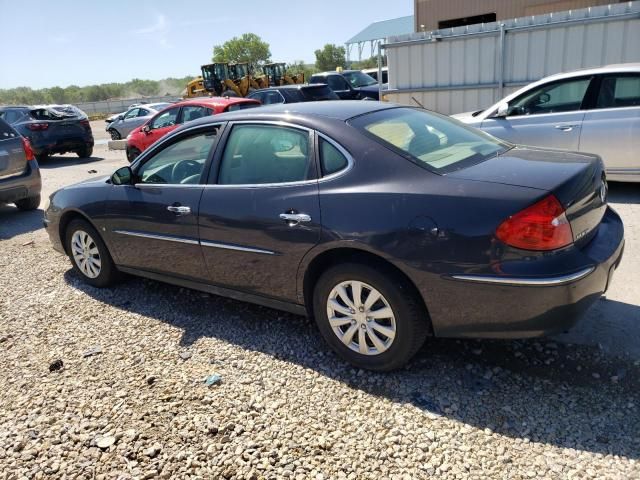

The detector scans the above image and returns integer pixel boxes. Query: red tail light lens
[80,119,90,127]
[21,137,35,162]
[496,195,573,251]
[26,122,49,131]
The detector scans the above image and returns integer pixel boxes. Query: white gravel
[0,123,639,479]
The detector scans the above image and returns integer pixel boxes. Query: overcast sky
[0,0,413,89]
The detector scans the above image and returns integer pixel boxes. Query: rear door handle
[554,124,579,131]
[167,205,191,215]
[279,212,311,226]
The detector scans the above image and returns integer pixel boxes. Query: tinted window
[181,105,209,123]
[596,75,640,108]
[342,71,377,88]
[320,138,348,176]
[0,110,26,125]
[508,78,591,116]
[218,124,311,185]
[0,118,18,139]
[150,107,180,129]
[137,109,150,117]
[301,85,339,101]
[225,102,260,112]
[282,89,304,103]
[248,92,264,103]
[137,130,217,184]
[327,76,349,91]
[350,108,508,174]
[309,76,325,85]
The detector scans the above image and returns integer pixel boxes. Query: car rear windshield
[226,102,260,112]
[349,107,510,174]
[301,85,339,101]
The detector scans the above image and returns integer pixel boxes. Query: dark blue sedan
[43,101,624,371]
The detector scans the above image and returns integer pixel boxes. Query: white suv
[453,63,640,182]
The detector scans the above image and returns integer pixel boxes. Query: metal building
[346,16,414,63]
[384,1,640,114]
[414,0,621,31]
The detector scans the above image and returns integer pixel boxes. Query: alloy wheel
[326,280,396,355]
[71,230,101,279]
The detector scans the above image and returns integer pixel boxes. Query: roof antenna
[412,96,426,109]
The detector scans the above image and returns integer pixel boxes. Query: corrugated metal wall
[386,1,640,114]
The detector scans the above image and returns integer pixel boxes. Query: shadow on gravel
[0,206,43,239]
[608,182,640,205]
[66,270,640,460]
[38,155,105,169]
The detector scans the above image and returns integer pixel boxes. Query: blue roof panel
[346,15,414,44]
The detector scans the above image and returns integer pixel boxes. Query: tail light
[80,119,90,128]
[26,122,49,131]
[21,137,35,162]
[496,195,573,251]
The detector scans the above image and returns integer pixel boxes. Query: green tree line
[0,76,192,106]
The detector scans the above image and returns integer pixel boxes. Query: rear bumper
[431,207,625,338]
[0,161,42,204]
[31,135,94,155]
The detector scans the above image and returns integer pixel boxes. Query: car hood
[451,110,482,123]
[447,146,599,192]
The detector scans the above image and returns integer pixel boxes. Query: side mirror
[111,166,133,185]
[142,125,151,133]
[494,102,509,118]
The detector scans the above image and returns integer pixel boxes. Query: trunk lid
[449,146,607,247]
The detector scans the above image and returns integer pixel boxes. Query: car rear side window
[320,138,348,176]
[181,105,209,123]
[225,102,260,112]
[302,86,338,101]
[218,124,312,185]
[350,107,509,174]
[596,75,640,108]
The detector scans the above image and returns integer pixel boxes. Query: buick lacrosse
[44,102,624,370]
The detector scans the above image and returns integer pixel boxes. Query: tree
[314,44,346,72]
[287,60,317,83]
[212,33,271,65]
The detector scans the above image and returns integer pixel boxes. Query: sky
[0,0,413,89]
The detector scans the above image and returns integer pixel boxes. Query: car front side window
[507,77,591,116]
[150,107,180,129]
[124,108,139,120]
[136,130,218,185]
[218,124,312,185]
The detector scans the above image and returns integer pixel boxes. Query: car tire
[126,146,141,163]
[312,262,428,371]
[76,146,93,158]
[109,129,121,140]
[65,218,120,288]
[36,153,48,163]
[14,194,41,211]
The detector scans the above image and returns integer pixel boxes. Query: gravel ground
[0,122,639,479]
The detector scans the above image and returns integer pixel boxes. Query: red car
[125,97,260,162]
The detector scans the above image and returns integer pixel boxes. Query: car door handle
[554,124,579,131]
[279,212,311,225]
[167,205,191,215]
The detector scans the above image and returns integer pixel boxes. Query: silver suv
[453,63,640,182]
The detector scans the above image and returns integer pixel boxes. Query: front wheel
[109,129,121,140]
[65,219,120,287]
[313,262,428,371]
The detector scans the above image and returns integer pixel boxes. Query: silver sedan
[105,103,171,140]
[453,63,640,182]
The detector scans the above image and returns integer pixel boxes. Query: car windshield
[350,107,510,174]
[343,71,377,88]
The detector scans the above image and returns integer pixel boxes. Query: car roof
[180,100,396,129]
[311,70,361,76]
[175,96,259,107]
[541,62,640,82]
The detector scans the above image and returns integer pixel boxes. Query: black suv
[0,117,42,210]
[247,84,339,105]
[0,105,94,162]
[309,70,382,100]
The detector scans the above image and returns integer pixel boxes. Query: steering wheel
[171,160,200,183]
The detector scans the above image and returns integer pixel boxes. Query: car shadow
[0,206,43,239]
[608,182,640,205]
[38,155,106,169]
[65,270,640,459]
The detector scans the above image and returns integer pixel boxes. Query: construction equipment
[227,62,257,96]
[263,63,304,86]
[200,63,242,97]
[184,77,206,98]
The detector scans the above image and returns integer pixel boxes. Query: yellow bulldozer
[263,62,304,86]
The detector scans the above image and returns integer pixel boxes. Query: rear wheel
[76,146,93,158]
[313,262,428,371]
[36,153,48,163]
[109,129,121,140]
[126,146,141,163]
[65,219,120,287]
[15,194,41,211]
